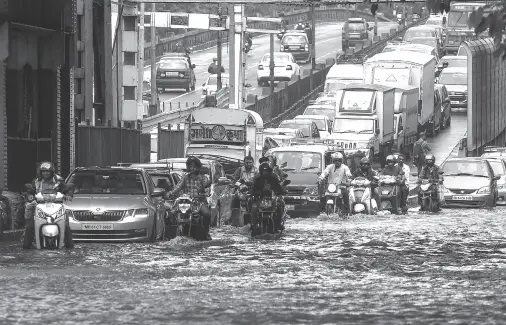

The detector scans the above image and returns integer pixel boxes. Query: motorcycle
[277,26,286,40]
[349,177,378,215]
[324,183,347,217]
[231,179,253,227]
[169,195,208,241]
[378,175,400,213]
[251,189,284,236]
[31,188,68,249]
[419,172,444,212]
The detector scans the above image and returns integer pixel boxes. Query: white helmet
[331,152,343,160]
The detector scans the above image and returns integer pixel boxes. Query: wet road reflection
[1,207,506,324]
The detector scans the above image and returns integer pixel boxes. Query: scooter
[378,175,400,213]
[231,179,253,227]
[324,183,347,217]
[168,194,209,241]
[349,177,378,215]
[31,189,68,249]
[250,190,284,236]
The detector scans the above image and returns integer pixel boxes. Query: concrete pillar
[0,22,8,189]
[120,5,140,121]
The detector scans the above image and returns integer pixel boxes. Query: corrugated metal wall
[0,61,6,190]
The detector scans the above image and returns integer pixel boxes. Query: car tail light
[258,65,264,70]
[280,46,284,51]
[286,65,292,70]
[304,44,309,51]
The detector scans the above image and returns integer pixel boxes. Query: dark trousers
[400,184,409,211]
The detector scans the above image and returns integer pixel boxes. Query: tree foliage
[467,0,506,59]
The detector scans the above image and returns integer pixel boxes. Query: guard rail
[144,7,392,66]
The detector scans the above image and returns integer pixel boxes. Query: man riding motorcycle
[379,155,405,215]
[417,154,443,212]
[352,157,381,211]
[23,162,74,249]
[244,32,253,48]
[394,153,411,212]
[208,58,225,74]
[166,156,212,240]
[250,162,286,232]
[318,152,352,214]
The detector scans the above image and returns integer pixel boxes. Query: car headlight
[303,186,319,195]
[442,186,451,194]
[497,184,506,189]
[476,186,490,194]
[124,208,149,220]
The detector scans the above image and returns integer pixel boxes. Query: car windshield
[282,35,307,44]
[333,118,374,134]
[426,19,442,26]
[347,22,365,31]
[207,76,229,86]
[412,38,437,48]
[298,118,326,131]
[448,11,471,27]
[279,121,308,130]
[443,161,490,177]
[273,151,322,173]
[442,58,467,68]
[439,72,467,85]
[262,54,291,62]
[67,171,146,194]
[488,161,505,176]
[158,60,188,69]
[304,108,334,118]
[149,174,174,191]
[403,30,434,41]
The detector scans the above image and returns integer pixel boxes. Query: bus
[445,1,492,54]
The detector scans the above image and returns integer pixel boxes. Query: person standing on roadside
[413,132,431,175]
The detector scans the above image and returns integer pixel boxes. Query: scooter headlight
[381,189,390,195]
[420,184,431,191]
[179,203,191,213]
[327,184,337,193]
[41,224,59,237]
[354,203,366,213]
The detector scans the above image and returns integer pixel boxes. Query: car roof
[157,158,215,165]
[268,145,330,153]
[408,26,437,31]
[296,115,326,120]
[72,166,145,172]
[280,119,313,124]
[482,157,506,163]
[441,55,467,61]
[283,32,307,37]
[366,51,435,65]
[412,37,437,41]
[444,157,488,163]
[441,67,467,74]
[347,18,366,22]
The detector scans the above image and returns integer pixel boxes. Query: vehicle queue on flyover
[2,2,506,324]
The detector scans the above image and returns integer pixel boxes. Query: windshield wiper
[301,166,320,171]
[336,130,355,133]
[446,172,489,178]
[281,168,296,171]
[358,130,372,134]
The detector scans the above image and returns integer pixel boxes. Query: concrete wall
[0,23,6,190]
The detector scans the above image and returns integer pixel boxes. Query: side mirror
[412,173,418,177]
[375,129,380,135]
[439,171,445,175]
[443,62,449,68]
[192,64,196,69]
[202,83,206,86]
[218,177,231,186]
[151,187,166,197]
[281,161,288,168]
[494,175,500,181]
[282,180,291,186]
[396,37,403,42]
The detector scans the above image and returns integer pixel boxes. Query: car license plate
[452,195,473,200]
[81,223,114,231]
[290,46,300,50]
[382,190,390,195]
[286,205,295,210]
[451,101,460,104]
[45,203,54,208]
[165,72,178,77]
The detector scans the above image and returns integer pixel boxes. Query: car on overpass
[341,17,373,51]
[280,31,310,63]
[411,37,443,58]
[294,115,332,139]
[156,55,197,93]
[438,55,467,69]
[440,157,499,208]
[202,73,229,98]
[436,67,467,112]
[65,167,167,242]
[256,52,300,86]
[481,157,506,205]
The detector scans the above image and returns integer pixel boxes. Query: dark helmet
[259,156,270,164]
[386,155,395,165]
[186,156,202,169]
[425,154,435,166]
[259,162,272,173]
[360,157,371,169]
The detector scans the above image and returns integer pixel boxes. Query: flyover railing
[144,7,392,65]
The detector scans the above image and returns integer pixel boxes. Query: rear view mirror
[443,62,449,68]
[438,171,444,175]
[396,37,403,41]
[494,175,500,181]
[192,64,196,69]
[375,129,380,135]
[151,187,166,197]
[218,177,230,186]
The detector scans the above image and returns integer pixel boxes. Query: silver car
[66,167,167,242]
[482,157,506,205]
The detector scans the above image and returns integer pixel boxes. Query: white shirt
[319,164,352,185]
[398,163,411,185]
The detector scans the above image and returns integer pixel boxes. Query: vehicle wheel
[325,204,333,216]
[446,115,451,127]
[150,214,158,242]
[190,82,196,91]
[185,85,190,92]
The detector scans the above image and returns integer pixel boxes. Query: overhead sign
[143,12,229,30]
[190,124,245,143]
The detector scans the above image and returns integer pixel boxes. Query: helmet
[39,162,55,172]
[186,156,202,169]
[386,155,395,164]
[259,162,272,173]
[360,157,371,169]
[425,154,435,165]
[331,152,343,161]
[259,156,270,164]
[392,153,399,162]
[213,57,218,62]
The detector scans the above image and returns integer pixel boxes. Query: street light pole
[269,34,274,94]
[150,2,157,114]
[310,5,316,70]
[137,2,145,122]
[217,3,223,91]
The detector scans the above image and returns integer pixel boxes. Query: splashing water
[1,207,506,324]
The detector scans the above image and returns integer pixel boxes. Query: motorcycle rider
[208,58,225,74]
[244,32,253,49]
[23,162,74,249]
[417,154,443,212]
[379,155,404,215]
[352,157,381,211]
[395,153,411,212]
[166,156,212,240]
[413,132,432,175]
[295,20,305,30]
[250,162,286,233]
[233,156,256,183]
[318,152,352,214]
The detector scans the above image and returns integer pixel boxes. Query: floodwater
[1,208,506,325]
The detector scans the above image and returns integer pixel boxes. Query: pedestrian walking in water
[413,131,431,175]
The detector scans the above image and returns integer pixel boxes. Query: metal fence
[157,124,185,160]
[462,38,506,156]
[76,122,150,167]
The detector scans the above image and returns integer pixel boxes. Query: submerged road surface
[144,21,398,109]
[1,205,506,324]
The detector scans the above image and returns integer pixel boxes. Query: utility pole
[229,4,236,107]
[217,3,223,90]
[150,2,157,114]
[269,34,274,94]
[374,10,378,37]
[137,2,145,122]
[310,5,316,70]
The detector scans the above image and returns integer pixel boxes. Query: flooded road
[1,208,506,325]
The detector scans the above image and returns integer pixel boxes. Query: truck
[393,86,419,159]
[326,84,396,167]
[363,51,437,134]
[445,1,490,55]
[184,107,264,165]
[324,54,366,95]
